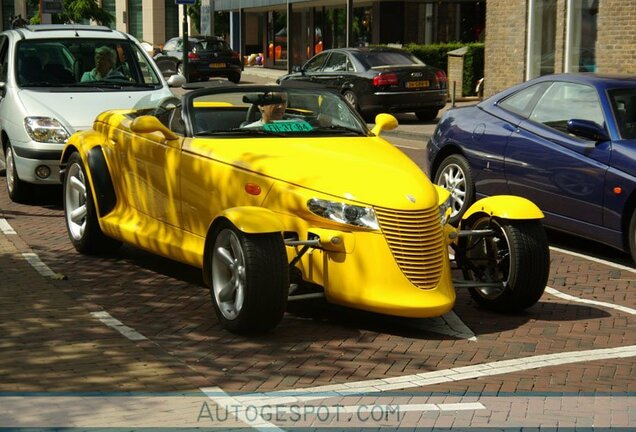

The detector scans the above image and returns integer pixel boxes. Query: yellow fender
[216,206,284,234]
[463,195,544,221]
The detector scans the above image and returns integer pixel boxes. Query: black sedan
[153,36,242,83]
[277,47,448,122]
[428,73,636,262]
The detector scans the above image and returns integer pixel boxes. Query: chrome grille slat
[374,206,444,290]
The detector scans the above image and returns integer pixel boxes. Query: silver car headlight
[307,198,379,230]
[24,117,70,143]
[439,194,452,225]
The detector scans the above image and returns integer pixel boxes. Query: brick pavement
[0,70,635,427]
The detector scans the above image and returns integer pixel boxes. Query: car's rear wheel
[208,220,288,333]
[343,90,358,110]
[458,217,549,312]
[228,72,241,84]
[63,152,121,255]
[415,109,439,121]
[5,143,29,203]
[433,154,475,225]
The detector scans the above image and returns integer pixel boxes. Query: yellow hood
[185,135,439,210]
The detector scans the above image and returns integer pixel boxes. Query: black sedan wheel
[415,109,439,121]
[209,220,289,334]
[343,90,358,110]
[433,154,475,225]
[458,217,549,312]
[63,152,121,255]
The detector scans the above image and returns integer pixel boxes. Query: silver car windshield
[15,38,162,89]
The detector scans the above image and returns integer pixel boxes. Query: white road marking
[21,252,57,277]
[545,286,636,315]
[550,246,636,273]
[90,311,147,341]
[201,386,284,431]
[0,218,16,235]
[236,345,636,407]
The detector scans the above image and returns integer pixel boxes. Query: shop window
[527,0,557,79]
[566,0,598,72]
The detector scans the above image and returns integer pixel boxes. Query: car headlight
[439,194,452,225]
[24,117,70,143]
[307,198,379,230]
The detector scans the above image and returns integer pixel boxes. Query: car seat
[43,63,75,84]
[19,55,43,84]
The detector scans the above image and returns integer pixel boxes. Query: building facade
[485,0,636,97]
[0,0,485,71]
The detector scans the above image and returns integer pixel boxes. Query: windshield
[15,38,162,89]
[608,88,636,140]
[187,87,369,137]
[360,51,424,68]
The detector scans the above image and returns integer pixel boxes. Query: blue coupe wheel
[434,154,475,225]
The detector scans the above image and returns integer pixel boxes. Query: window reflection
[527,0,557,79]
[567,0,598,72]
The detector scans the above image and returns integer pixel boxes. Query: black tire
[208,220,289,334]
[433,154,475,225]
[458,217,550,312]
[5,143,30,203]
[415,109,439,122]
[628,210,636,264]
[228,72,241,84]
[343,90,359,111]
[63,152,121,255]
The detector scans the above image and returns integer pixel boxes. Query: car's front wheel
[208,220,288,333]
[433,154,475,225]
[63,152,121,254]
[5,143,29,203]
[457,217,549,312]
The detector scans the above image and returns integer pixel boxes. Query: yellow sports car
[60,85,550,333]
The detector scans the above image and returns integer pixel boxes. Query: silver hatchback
[0,24,184,202]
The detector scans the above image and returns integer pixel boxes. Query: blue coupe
[428,73,636,262]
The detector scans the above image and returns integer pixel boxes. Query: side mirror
[292,65,303,74]
[131,115,179,141]
[167,74,186,88]
[566,119,609,142]
[371,113,399,136]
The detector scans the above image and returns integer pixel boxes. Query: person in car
[243,93,288,128]
[81,46,124,82]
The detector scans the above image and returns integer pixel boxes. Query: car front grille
[374,206,445,290]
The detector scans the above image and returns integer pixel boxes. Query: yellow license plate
[406,80,429,88]
[210,63,226,68]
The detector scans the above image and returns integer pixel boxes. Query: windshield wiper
[313,125,365,135]
[194,128,286,137]
[74,81,159,89]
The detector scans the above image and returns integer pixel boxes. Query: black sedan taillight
[435,70,448,89]
[373,72,398,87]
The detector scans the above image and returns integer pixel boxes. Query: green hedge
[402,42,484,97]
